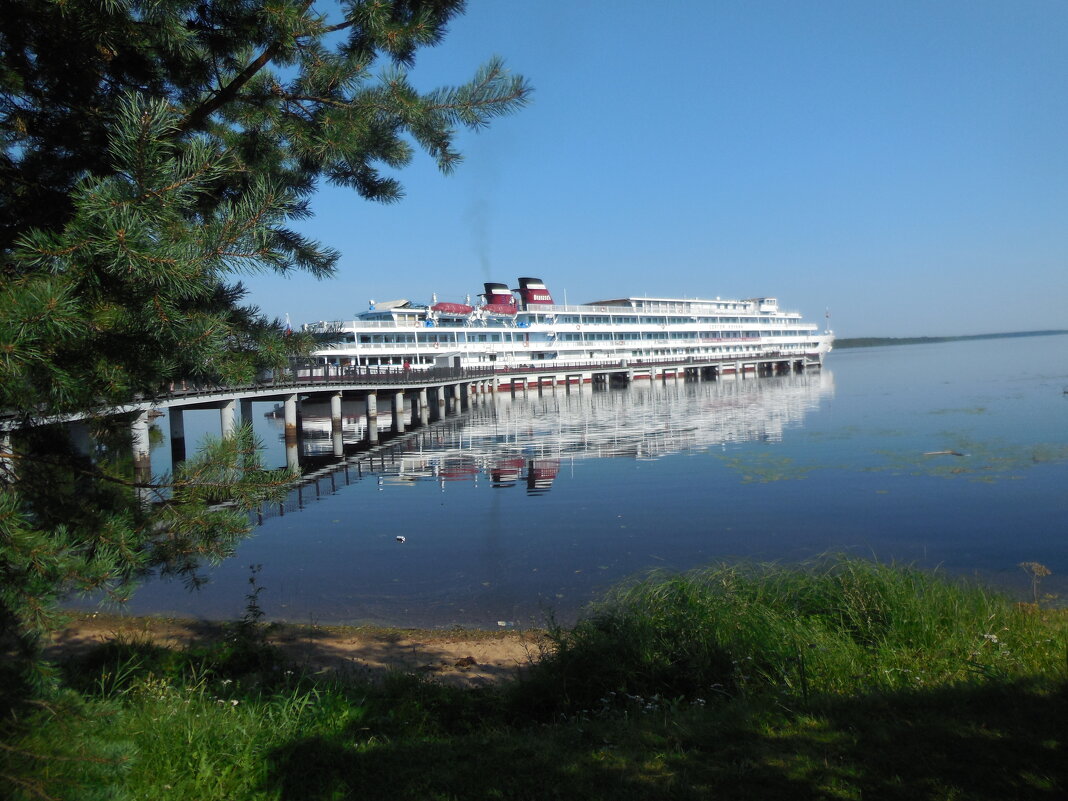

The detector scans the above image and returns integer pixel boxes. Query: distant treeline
[834,330,1068,349]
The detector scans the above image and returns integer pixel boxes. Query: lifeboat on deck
[480,282,519,317]
[431,302,474,315]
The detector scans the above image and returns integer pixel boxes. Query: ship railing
[304,315,817,333]
[310,320,424,330]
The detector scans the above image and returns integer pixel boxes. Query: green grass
[515,558,1066,713]
[4,556,1066,800]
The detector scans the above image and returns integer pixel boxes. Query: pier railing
[489,352,804,375]
[160,365,495,399]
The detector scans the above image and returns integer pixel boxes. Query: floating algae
[873,437,1068,482]
[714,452,819,483]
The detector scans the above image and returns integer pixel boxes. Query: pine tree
[0,0,530,686]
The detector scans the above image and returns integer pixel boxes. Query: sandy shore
[46,613,549,688]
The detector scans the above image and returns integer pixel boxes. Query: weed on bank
[3,557,1066,800]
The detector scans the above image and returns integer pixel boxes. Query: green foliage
[2,561,1066,801]
[1,424,295,698]
[511,556,1067,716]
[2,0,530,410]
[0,0,528,684]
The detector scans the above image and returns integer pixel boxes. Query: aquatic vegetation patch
[714,452,819,483]
[872,436,1068,482]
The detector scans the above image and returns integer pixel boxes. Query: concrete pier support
[168,408,186,465]
[450,383,461,415]
[330,392,343,434]
[283,394,299,445]
[131,411,152,496]
[418,388,429,425]
[365,392,379,445]
[392,391,405,433]
[240,398,254,427]
[283,394,299,471]
[434,386,446,421]
[69,421,93,457]
[220,399,237,438]
[408,392,419,426]
[0,430,13,483]
[330,391,343,457]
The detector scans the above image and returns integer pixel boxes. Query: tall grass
[512,556,1065,714]
[3,556,1065,800]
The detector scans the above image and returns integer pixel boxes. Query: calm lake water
[112,334,1068,628]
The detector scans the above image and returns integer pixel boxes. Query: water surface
[120,334,1068,627]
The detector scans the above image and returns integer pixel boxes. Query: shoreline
[46,612,547,688]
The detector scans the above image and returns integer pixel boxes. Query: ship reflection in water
[75,335,1068,629]
[279,370,834,496]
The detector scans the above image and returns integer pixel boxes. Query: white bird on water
[396,536,406,543]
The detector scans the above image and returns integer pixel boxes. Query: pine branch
[178,0,317,133]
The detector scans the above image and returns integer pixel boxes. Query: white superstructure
[303,277,833,372]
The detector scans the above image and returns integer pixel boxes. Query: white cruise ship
[303,277,833,375]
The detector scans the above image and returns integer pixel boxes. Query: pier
[1,351,821,482]
[489,352,816,392]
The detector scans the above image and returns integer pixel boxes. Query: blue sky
[246,1,1068,338]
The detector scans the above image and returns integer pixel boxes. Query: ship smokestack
[480,282,518,316]
[514,277,553,309]
[482,282,513,305]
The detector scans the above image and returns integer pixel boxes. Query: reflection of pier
[261,370,833,516]
[2,354,824,492]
